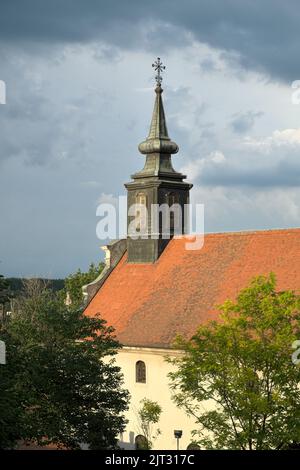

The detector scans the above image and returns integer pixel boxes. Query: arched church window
[136,360,146,383]
[166,192,179,232]
[135,192,147,233]
[166,192,178,206]
[136,192,147,206]
[135,434,148,450]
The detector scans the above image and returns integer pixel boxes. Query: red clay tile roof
[84,228,300,348]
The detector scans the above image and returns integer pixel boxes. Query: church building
[83,60,300,450]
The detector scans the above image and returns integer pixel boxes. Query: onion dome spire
[138,58,179,155]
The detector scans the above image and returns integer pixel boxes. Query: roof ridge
[180,227,300,239]
[208,227,300,236]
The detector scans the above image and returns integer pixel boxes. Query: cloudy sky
[1,0,300,278]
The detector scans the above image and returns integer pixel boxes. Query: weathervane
[152,57,166,86]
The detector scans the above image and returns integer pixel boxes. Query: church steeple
[138,83,178,156]
[125,58,192,263]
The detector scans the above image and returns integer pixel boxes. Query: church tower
[125,58,192,263]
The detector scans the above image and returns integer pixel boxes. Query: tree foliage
[169,273,300,450]
[0,275,12,319]
[0,275,10,301]
[0,279,129,449]
[7,278,64,295]
[64,262,104,307]
[137,399,162,449]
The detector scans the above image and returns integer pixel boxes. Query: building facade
[84,68,300,449]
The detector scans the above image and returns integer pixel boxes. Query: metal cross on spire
[152,57,166,86]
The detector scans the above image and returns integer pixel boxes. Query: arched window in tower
[135,192,147,233]
[166,192,179,232]
[136,360,146,383]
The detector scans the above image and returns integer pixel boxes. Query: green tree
[169,273,300,450]
[0,328,23,448]
[0,275,12,322]
[136,399,162,449]
[0,275,10,302]
[64,262,104,307]
[0,279,129,449]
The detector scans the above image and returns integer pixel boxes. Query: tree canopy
[0,275,11,309]
[0,279,129,449]
[64,262,104,307]
[136,398,162,449]
[169,273,300,450]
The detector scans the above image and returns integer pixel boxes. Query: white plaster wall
[115,346,198,450]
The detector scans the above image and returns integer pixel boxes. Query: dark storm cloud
[198,151,300,188]
[230,111,263,134]
[0,0,299,81]
[201,164,300,188]
[199,57,220,74]
[1,0,300,278]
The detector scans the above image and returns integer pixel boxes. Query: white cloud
[209,150,226,163]
[180,151,226,181]
[97,193,119,206]
[243,128,300,153]
[191,184,300,234]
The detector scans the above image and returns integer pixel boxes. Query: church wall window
[136,360,146,383]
